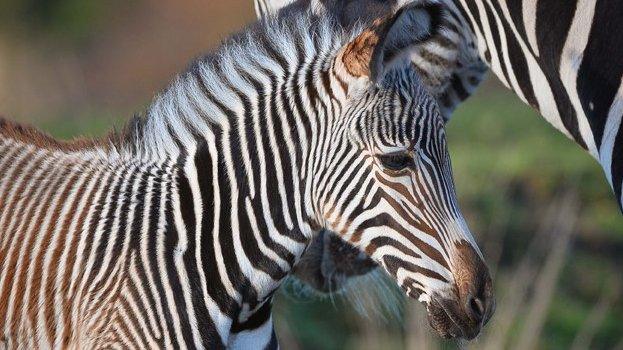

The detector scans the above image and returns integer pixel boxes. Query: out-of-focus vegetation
[0,0,119,42]
[1,1,621,349]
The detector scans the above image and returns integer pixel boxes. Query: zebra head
[302,4,494,339]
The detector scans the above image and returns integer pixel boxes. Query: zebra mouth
[424,296,491,340]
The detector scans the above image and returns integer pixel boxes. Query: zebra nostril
[467,294,486,321]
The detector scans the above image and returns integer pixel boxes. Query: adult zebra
[256,0,623,295]
[0,3,494,349]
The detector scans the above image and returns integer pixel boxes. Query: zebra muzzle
[425,242,495,340]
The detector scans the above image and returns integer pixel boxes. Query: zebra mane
[0,118,105,152]
[113,10,359,160]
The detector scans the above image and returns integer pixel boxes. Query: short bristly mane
[115,13,356,159]
[2,13,354,163]
[0,118,106,152]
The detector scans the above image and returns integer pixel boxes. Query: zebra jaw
[294,232,495,340]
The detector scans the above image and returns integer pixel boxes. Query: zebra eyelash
[376,151,416,171]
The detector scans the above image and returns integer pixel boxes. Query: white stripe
[559,0,599,158]
[138,164,174,347]
[156,167,188,348]
[1,153,55,336]
[128,252,162,342]
[206,127,242,303]
[182,136,232,342]
[72,164,127,335]
[170,168,205,350]
[599,79,623,188]
[469,0,510,87]
[484,0,527,102]
[47,166,92,348]
[53,166,101,344]
[0,146,38,249]
[27,162,84,346]
[228,315,274,350]
[522,0,540,57]
[493,0,573,139]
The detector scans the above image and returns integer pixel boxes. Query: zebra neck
[111,13,354,332]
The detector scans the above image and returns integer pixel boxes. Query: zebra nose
[452,241,495,327]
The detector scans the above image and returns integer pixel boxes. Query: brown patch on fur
[0,118,106,152]
[341,17,389,77]
[452,241,492,314]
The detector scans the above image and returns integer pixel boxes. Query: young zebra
[257,0,623,300]
[0,3,493,349]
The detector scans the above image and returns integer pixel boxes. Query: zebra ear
[339,2,443,82]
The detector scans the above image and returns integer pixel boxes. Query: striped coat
[0,4,493,348]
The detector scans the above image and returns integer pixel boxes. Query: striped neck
[112,10,355,331]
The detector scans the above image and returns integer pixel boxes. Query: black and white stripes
[257,0,623,210]
[450,0,623,209]
[0,4,494,348]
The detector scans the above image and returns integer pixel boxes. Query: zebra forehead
[351,96,442,148]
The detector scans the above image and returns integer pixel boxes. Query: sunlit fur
[0,7,484,349]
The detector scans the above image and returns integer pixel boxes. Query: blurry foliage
[0,0,128,42]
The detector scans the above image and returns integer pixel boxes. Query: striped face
[308,5,494,339]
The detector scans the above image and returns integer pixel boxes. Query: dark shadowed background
[1,0,622,349]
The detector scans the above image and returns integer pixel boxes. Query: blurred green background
[1,0,621,349]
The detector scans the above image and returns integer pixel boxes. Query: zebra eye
[377,152,415,171]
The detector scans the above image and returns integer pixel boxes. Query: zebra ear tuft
[339,2,444,82]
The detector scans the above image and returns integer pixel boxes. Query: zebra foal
[258,0,623,304]
[0,3,493,348]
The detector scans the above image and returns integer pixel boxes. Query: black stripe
[194,136,239,317]
[168,123,226,348]
[145,168,181,348]
[127,167,164,346]
[232,70,296,273]
[162,175,196,348]
[230,299,272,333]
[535,0,586,148]
[87,165,131,289]
[481,1,511,88]
[383,255,448,283]
[577,0,623,149]
[486,0,538,109]
[504,0,530,55]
